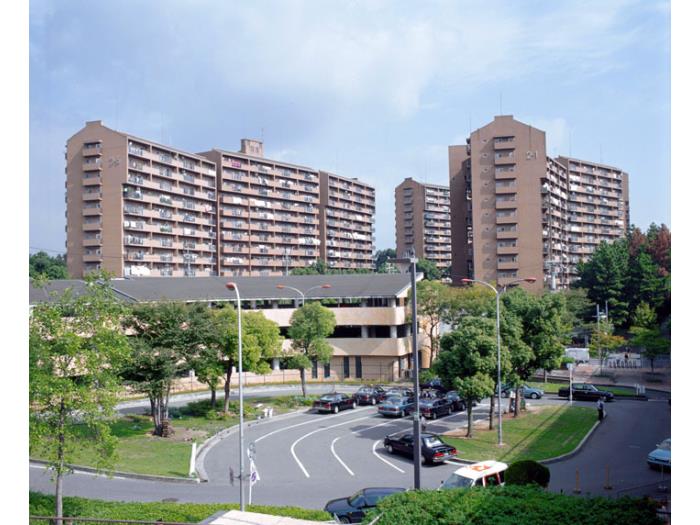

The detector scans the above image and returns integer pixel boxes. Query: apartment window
[324,362,331,379]
[343,357,350,378]
[355,356,362,379]
[311,359,318,379]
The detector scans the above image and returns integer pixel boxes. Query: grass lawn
[31,395,319,478]
[441,405,597,463]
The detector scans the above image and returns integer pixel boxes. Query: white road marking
[331,437,354,476]
[290,413,376,478]
[372,440,406,473]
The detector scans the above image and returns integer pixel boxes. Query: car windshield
[442,473,475,489]
[423,436,444,448]
[384,396,403,405]
[320,395,336,402]
[658,439,671,450]
[348,491,364,507]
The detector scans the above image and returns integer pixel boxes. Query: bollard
[603,465,612,490]
[573,469,581,494]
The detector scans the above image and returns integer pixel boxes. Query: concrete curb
[29,459,198,484]
[195,407,312,482]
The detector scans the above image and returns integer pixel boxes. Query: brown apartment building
[394,178,451,269]
[65,122,375,278]
[449,115,629,290]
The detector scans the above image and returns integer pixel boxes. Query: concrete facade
[449,115,629,290]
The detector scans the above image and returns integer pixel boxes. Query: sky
[29,0,670,255]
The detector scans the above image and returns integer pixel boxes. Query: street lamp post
[460,277,536,447]
[388,253,421,490]
[275,284,332,306]
[224,282,246,512]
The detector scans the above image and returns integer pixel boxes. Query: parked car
[313,393,356,413]
[407,397,453,419]
[383,432,457,465]
[441,460,508,489]
[647,438,671,471]
[377,395,413,417]
[558,383,614,402]
[352,385,387,405]
[324,487,405,523]
[501,384,544,400]
[444,390,467,412]
[385,386,415,399]
[420,377,448,393]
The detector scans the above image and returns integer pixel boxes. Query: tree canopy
[30,251,69,280]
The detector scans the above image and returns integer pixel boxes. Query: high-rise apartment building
[449,115,629,289]
[65,122,375,278]
[394,178,451,269]
[66,121,219,279]
[319,171,375,271]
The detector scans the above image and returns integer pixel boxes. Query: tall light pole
[460,277,536,447]
[389,252,421,490]
[275,284,332,306]
[224,282,246,512]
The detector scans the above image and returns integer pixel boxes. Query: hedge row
[29,492,331,522]
[364,486,662,525]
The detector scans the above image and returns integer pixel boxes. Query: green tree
[374,248,397,272]
[589,320,625,375]
[29,251,69,280]
[211,307,281,414]
[291,259,329,275]
[575,240,630,326]
[182,304,220,408]
[559,288,594,328]
[416,258,442,281]
[434,317,496,437]
[627,251,666,314]
[415,280,449,366]
[122,302,206,435]
[287,302,336,397]
[29,274,131,522]
[630,302,669,373]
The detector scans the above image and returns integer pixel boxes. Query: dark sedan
[313,393,356,413]
[444,390,467,412]
[407,397,453,419]
[377,395,413,417]
[420,377,448,393]
[353,385,387,405]
[385,386,414,399]
[324,487,405,523]
[383,432,457,465]
[558,383,614,402]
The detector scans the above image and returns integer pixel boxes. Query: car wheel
[352,401,357,409]
[339,517,351,524]
[530,392,538,399]
[333,405,339,414]
[460,403,466,411]
[386,444,394,454]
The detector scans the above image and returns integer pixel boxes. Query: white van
[440,460,508,489]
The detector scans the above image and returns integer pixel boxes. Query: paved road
[30,393,671,509]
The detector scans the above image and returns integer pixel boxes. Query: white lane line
[372,440,406,473]
[290,413,377,478]
[331,437,354,476]
[254,406,374,444]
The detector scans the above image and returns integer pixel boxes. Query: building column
[361,325,369,338]
[390,325,397,338]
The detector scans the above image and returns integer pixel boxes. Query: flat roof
[29,273,419,305]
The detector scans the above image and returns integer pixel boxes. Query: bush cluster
[364,486,662,525]
[29,492,331,523]
[504,460,550,488]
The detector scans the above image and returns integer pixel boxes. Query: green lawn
[441,405,597,463]
[31,395,319,478]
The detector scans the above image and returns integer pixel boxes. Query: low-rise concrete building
[29,274,424,383]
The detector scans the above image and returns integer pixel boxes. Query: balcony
[83,237,102,247]
[82,160,102,171]
[82,207,102,217]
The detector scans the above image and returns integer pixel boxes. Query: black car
[324,487,405,523]
[558,383,615,402]
[420,377,448,393]
[407,397,453,419]
[444,390,467,412]
[313,393,357,413]
[383,432,457,465]
[385,386,414,400]
[353,385,387,405]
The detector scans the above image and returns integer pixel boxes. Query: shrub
[505,460,550,488]
[364,486,662,525]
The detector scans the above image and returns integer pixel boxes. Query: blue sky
[29,0,670,254]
